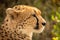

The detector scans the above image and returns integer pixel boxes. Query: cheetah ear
[6,8,15,15]
[6,8,18,15]
[6,8,25,15]
[6,8,20,18]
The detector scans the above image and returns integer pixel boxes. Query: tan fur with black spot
[0,5,46,40]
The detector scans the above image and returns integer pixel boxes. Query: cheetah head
[6,5,46,36]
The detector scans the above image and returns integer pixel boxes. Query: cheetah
[0,5,46,40]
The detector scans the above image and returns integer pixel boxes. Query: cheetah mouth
[32,14,39,30]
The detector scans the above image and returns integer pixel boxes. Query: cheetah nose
[42,22,46,26]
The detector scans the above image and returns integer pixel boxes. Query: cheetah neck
[0,18,33,40]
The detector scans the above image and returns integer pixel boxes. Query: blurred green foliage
[0,0,60,40]
[52,8,60,40]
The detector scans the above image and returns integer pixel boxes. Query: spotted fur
[0,5,46,40]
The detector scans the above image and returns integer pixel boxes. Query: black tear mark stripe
[32,14,39,30]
